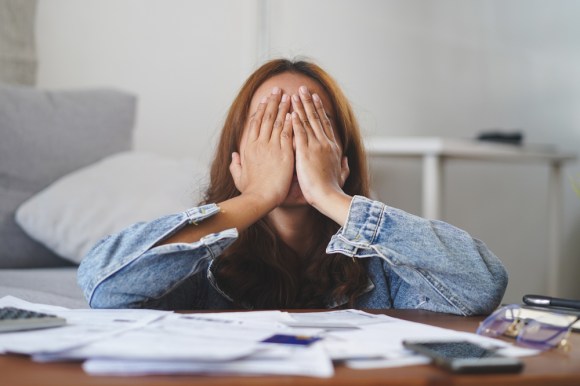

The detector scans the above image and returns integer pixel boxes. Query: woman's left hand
[291,86,352,225]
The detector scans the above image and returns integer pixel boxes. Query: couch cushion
[16,151,206,264]
[0,85,136,268]
[0,268,88,308]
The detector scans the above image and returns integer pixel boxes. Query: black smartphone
[402,340,524,374]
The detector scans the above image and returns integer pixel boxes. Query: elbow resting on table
[465,257,509,316]
[87,285,144,309]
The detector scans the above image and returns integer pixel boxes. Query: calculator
[0,307,66,333]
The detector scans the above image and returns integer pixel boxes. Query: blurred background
[4,0,580,303]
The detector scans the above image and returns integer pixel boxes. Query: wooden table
[1,309,580,386]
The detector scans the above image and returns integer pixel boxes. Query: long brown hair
[203,58,371,309]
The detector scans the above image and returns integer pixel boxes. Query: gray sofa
[0,84,137,308]
[0,84,207,309]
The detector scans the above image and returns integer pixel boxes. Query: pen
[523,294,580,311]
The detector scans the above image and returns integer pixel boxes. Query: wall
[35,0,580,303]
[0,0,38,85]
[35,0,264,163]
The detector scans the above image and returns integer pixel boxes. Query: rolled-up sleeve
[77,204,238,309]
[327,196,508,315]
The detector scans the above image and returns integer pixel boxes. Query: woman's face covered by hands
[233,72,347,209]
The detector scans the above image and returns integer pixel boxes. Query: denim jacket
[78,196,508,315]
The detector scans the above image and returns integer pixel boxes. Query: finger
[298,86,326,141]
[280,112,293,150]
[229,152,242,189]
[292,94,314,139]
[312,93,336,142]
[247,96,268,143]
[340,156,350,187]
[258,87,282,141]
[291,111,308,147]
[271,93,291,146]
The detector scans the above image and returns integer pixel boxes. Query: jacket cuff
[184,203,221,224]
[326,195,385,257]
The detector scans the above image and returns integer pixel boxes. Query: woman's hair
[203,58,371,309]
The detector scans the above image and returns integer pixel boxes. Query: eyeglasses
[476,304,579,351]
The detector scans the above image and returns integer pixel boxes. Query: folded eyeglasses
[476,304,579,351]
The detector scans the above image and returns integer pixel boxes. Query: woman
[78,58,508,315]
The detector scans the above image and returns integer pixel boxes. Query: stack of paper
[0,296,536,377]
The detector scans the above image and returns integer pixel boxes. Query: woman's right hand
[229,87,294,208]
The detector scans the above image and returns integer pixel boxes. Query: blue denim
[78,196,508,315]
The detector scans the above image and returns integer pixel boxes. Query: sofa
[0,84,206,308]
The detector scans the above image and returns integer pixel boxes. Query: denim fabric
[78,196,508,315]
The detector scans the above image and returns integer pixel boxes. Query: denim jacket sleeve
[77,204,238,309]
[327,196,508,316]
[79,196,507,314]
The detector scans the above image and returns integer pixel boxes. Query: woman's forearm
[158,193,275,246]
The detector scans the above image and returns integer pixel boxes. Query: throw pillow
[15,151,207,265]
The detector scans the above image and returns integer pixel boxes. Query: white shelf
[365,137,576,162]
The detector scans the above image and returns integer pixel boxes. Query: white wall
[35,0,580,303]
[36,0,265,163]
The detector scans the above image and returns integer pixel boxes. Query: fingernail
[299,86,308,94]
[281,94,289,102]
[285,112,291,121]
[292,111,299,119]
[312,93,320,102]
[272,87,280,95]
[260,96,268,104]
[292,94,300,103]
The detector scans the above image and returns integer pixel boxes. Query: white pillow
[16,151,207,264]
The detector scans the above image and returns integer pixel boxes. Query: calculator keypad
[0,307,66,332]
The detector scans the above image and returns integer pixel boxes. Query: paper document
[286,309,394,329]
[0,296,167,355]
[83,343,334,378]
[520,306,580,331]
[0,296,538,377]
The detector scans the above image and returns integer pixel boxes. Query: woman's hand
[161,89,293,246]
[230,87,294,208]
[291,86,352,225]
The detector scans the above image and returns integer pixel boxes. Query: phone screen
[411,341,499,359]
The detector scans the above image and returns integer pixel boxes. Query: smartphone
[402,340,524,374]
